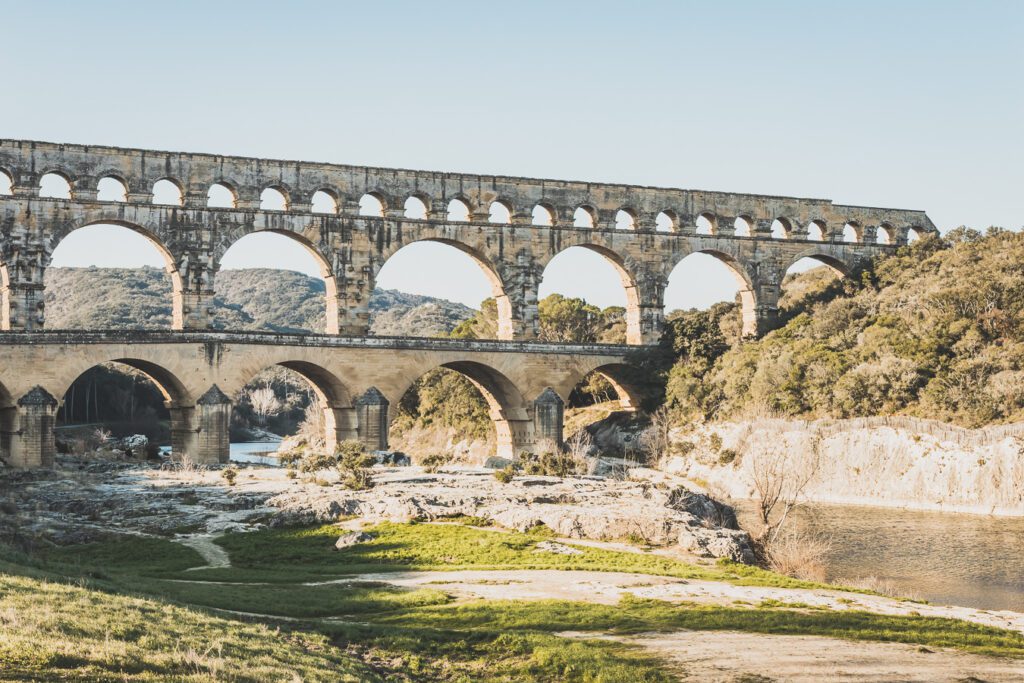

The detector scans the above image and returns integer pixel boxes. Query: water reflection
[733,501,1024,612]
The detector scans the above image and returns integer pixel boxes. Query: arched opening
[359,193,385,217]
[842,222,860,243]
[391,361,526,462]
[655,211,676,233]
[696,213,715,235]
[404,196,428,220]
[574,206,596,228]
[207,182,237,208]
[538,246,635,344]
[807,221,826,241]
[447,198,470,222]
[231,361,352,463]
[152,179,183,206]
[0,169,12,195]
[771,219,790,239]
[0,380,13,464]
[489,201,512,224]
[734,216,753,237]
[260,187,288,211]
[54,359,188,462]
[532,204,554,226]
[665,251,756,338]
[45,223,180,330]
[217,231,337,334]
[374,240,506,339]
[565,365,640,457]
[615,209,636,231]
[97,177,127,203]
[876,225,892,245]
[781,255,849,315]
[39,172,72,199]
[907,228,921,244]
[311,190,338,214]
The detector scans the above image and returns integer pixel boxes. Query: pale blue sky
[4,1,1021,311]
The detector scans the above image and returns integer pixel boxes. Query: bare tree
[247,387,281,426]
[565,428,593,469]
[296,399,326,451]
[639,406,674,467]
[751,441,821,546]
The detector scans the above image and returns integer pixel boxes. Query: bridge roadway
[0,330,637,468]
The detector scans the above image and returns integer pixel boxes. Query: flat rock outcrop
[267,469,755,562]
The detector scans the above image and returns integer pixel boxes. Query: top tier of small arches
[0,140,937,244]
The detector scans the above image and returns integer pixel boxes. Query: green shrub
[718,449,738,465]
[335,440,375,490]
[493,466,515,483]
[421,453,452,473]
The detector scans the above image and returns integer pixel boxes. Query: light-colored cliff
[665,418,1024,516]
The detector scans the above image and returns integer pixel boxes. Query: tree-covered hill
[664,228,1024,427]
[43,267,475,337]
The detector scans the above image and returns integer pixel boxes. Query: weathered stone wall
[0,139,937,342]
[0,331,632,467]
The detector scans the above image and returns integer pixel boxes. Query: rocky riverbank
[0,455,753,563]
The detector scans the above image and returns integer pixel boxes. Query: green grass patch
[120,577,452,619]
[189,522,820,590]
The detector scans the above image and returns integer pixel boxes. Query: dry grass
[762,528,832,583]
[834,575,925,602]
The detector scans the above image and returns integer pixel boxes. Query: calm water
[733,501,1024,612]
[229,442,282,466]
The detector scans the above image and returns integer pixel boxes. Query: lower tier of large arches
[0,335,636,468]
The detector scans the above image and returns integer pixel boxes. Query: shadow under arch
[217,228,341,334]
[54,357,194,461]
[543,243,645,344]
[376,237,514,339]
[0,378,14,465]
[581,363,642,411]
[236,360,356,452]
[785,250,853,278]
[393,359,530,459]
[669,249,760,338]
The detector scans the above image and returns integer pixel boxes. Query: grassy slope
[5,521,1024,681]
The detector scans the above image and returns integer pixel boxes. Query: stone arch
[656,210,678,233]
[260,186,290,211]
[96,175,129,202]
[532,202,556,226]
[359,191,387,217]
[806,219,827,241]
[38,170,74,199]
[392,359,530,459]
[403,193,430,220]
[772,217,794,239]
[489,199,514,224]
[152,177,184,206]
[785,249,853,278]
[574,205,597,228]
[615,208,637,230]
[207,180,239,208]
[215,228,340,333]
[375,237,512,338]
[0,166,14,195]
[542,242,646,344]
[568,362,642,412]
[45,217,184,330]
[446,195,473,222]
[696,212,717,234]
[668,249,760,337]
[311,188,340,214]
[232,360,355,452]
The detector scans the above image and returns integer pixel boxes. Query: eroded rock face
[267,470,755,563]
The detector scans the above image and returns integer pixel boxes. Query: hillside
[664,228,1024,427]
[43,267,475,337]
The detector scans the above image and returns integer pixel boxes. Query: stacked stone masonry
[0,140,937,467]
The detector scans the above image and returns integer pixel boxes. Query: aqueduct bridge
[0,139,937,468]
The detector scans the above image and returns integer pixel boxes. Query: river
[733,500,1024,612]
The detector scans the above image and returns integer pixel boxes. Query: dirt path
[563,630,1024,682]
[312,568,1024,636]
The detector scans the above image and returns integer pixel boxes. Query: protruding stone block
[193,385,231,464]
[533,387,564,447]
[8,386,58,468]
[356,387,389,450]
